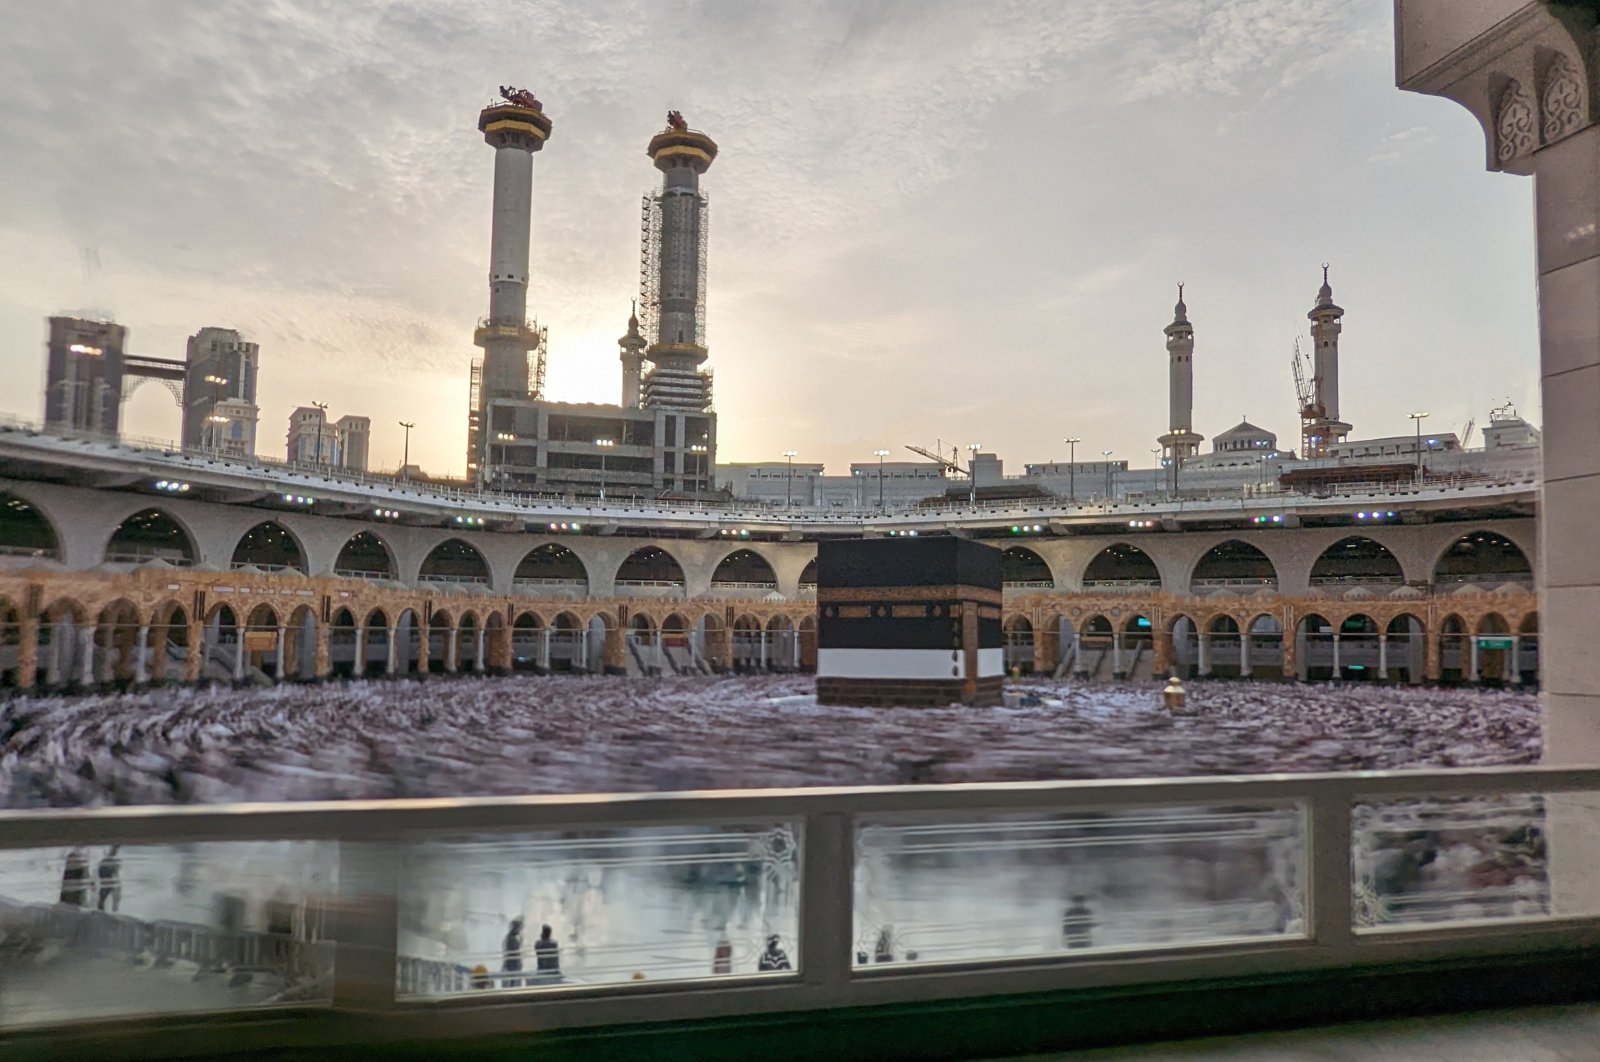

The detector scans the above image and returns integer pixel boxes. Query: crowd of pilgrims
[0,675,1540,809]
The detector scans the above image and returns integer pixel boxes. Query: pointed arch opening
[515,544,588,593]
[1246,613,1284,678]
[0,493,60,561]
[799,558,819,594]
[511,610,548,672]
[731,613,763,672]
[335,531,395,580]
[105,508,196,567]
[1294,612,1334,681]
[1310,537,1404,587]
[1385,613,1426,685]
[1433,530,1532,587]
[231,521,307,574]
[1083,543,1160,590]
[420,539,489,586]
[616,546,686,590]
[1191,540,1277,590]
[1440,613,1469,683]
[1003,614,1035,673]
[1336,614,1380,682]
[767,613,799,671]
[711,549,778,591]
[1002,547,1053,589]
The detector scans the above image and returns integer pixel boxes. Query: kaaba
[815,538,1005,707]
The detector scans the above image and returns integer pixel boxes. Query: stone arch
[587,613,613,674]
[798,614,817,672]
[1190,540,1277,589]
[231,521,308,574]
[510,609,547,672]
[711,549,778,588]
[0,596,19,688]
[1294,612,1334,682]
[515,543,589,591]
[548,610,585,672]
[483,610,508,672]
[1245,612,1284,680]
[1002,613,1035,674]
[457,611,481,672]
[799,558,818,590]
[329,606,359,678]
[1385,612,1426,685]
[335,531,396,580]
[105,508,197,566]
[146,599,189,684]
[0,491,61,560]
[1001,546,1053,588]
[731,612,763,671]
[1082,543,1161,589]
[92,598,143,684]
[428,608,454,674]
[395,607,423,675]
[1439,613,1469,683]
[1432,530,1532,587]
[696,610,727,671]
[420,539,490,586]
[616,545,686,588]
[766,613,799,671]
[284,603,318,681]
[38,597,89,688]
[1310,537,1404,587]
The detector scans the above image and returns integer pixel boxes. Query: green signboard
[1476,637,1514,650]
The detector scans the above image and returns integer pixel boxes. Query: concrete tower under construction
[467,86,553,479]
[639,112,716,413]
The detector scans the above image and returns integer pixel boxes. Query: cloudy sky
[0,0,1538,478]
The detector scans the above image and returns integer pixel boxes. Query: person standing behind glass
[59,847,90,906]
[534,923,561,981]
[1062,895,1094,949]
[501,917,525,988]
[96,846,122,912]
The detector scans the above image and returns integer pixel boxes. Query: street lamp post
[690,443,708,496]
[967,443,982,508]
[207,414,230,453]
[399,421,414,479]
[595,438,614,500]
[873,448,890,509]
[1064,437,1081,504]
[1151,447,1163,499]
[1102,449,1114,500]
[783,450,798,507]
[311,400,329,465]
[1408,411,1430,481]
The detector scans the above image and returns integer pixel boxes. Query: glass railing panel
[396,823,801,997]
[0,840,337,1029]
[853,804,1304,968]
[1350,793,1595,931]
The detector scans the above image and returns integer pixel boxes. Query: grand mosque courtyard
[0,675,1540,808]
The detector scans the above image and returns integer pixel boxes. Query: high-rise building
[336,415,370,473]
[182,327,259,455]
[43,316,127,435]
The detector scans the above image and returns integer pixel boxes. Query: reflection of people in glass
[59,847,90,906]
[502,918,525,988]
[1062,895,1094,949]
[874,927,895,963]
[534,923,561,980]
[96,846,122,912]
[757,934,791,971]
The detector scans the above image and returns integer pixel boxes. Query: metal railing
[1308,574,1406,586]
[102,550,195,567]
[2,766,1598,1055]
[0,415,1542,531]
[416,573,490,585]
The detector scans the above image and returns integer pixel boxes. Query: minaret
[639,111,716,412]
[468,86,552,476]
[1305,265,1352,451]
[1157,283,1204,464]
[618,300,646,408]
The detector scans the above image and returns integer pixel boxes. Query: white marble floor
[1022,1004,1600,1061]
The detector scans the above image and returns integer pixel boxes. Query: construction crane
[905,443,967,477]
[1459,416,1476,449]
[1291,337,1326,459]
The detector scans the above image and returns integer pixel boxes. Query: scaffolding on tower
[466,358,483,475]
[526,319,549,400]
[694,191,709,348]
[639,194,663,347]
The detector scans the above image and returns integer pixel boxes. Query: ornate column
[386,629,399,675]
[475,628,487,672]
[1280,626,1297,681]
[185,623,203,683]
[232,630,246,682]
[1377,633,1389,681]
[353,626,367,675]
[1331,633,1342,679]
[315,623,332,680]
[1468,634,1480,684]
[1425,627,1442,683]
[1111,632,1123,677]
[274,626,288,681]
[1240,629,1252,678]
[1510,635,1523,684]
[1152,627,1173,678]
[603,625,625,671]
[134,624,150,685]
[1196,631,1211,677]
[15,613,38,691]
[1033,623,1057,675]
[77,627,95,687]
[539,628,551,670]
[444,627,458,673]
[417,624,431,674]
